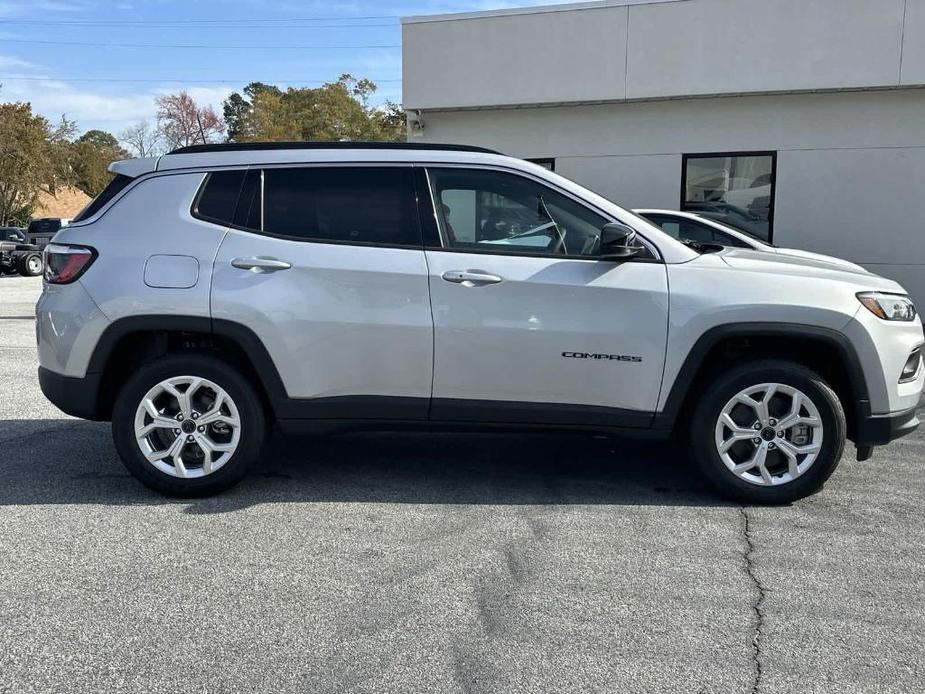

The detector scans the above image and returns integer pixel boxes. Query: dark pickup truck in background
[0,226,45,277]
[27,218,68,250]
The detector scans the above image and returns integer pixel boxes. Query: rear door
[210,165,433,420]
[420,166,669,427]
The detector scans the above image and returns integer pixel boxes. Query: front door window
[428,168,611,257]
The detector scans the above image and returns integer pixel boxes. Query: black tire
[112,353,267,497]
[690,359,846,504]
[17,252,43,277]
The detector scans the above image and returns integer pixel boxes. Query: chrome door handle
[231,257,292,273]
[442,270,503,285]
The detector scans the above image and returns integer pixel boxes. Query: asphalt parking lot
[1,274,923,694]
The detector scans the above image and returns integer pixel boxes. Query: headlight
[857,292,917,321]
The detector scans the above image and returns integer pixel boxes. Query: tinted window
[72,174,133,222]
[682,152,775,242]
[258,167,419,246]
[193,170,246,226]
[234,169,261,230]
[645,214,751,248]
[27,219,63,235]
[428,168,615,257]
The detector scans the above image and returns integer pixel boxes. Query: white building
[402,0,925,306]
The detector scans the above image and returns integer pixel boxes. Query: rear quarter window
[192,170,247,226]
[72,174,134,222]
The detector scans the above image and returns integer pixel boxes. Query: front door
[423,166,669,427]
[210,165,433,420]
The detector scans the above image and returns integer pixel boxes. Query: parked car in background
[27,218,69,249]
[635,209,868,273]
[0,226,43,276]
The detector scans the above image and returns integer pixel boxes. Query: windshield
[686,203,773,245]
[693,212,772,245]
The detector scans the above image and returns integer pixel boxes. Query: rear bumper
[38,367,104,421]
[854,404,920,447]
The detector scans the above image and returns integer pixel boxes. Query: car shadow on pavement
[0,420,733,512]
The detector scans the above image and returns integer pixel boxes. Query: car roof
[169,142,501,155]
[154,145,514,172]
[110,142,505,178]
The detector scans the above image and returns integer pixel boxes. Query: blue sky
[0,0,586,137]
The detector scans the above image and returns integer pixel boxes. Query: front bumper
[39,367,104,420]
[854,403,920,447]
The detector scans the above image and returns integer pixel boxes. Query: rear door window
[258,167,420,247]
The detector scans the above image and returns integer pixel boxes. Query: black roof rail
[168,141,502,156]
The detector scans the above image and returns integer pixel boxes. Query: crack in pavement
[740,507,766,694]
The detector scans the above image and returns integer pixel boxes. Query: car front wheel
[112,354,266,496]
[690,359,846,504]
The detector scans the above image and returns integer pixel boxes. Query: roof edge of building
[403,83,925,113]
[401,0,686,25]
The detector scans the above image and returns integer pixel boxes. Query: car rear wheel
[690,359,846,504]
[112,354,266,496]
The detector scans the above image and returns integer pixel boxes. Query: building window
[526,158,555,171]
[681,152,776,242]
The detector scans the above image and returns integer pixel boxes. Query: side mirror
[599,222,641,260]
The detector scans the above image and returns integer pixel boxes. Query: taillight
[44,244,97,284]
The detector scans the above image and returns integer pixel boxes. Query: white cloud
[0,75,232,136]
[0,54,38,70]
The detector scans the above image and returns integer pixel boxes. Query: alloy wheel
[133,376,241,478]
[714,382,824,487]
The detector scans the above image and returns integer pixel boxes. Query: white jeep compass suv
[37,143,924,503]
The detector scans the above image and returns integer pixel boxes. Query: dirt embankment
[34,186,91,219]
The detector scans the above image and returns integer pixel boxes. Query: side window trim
[259,168,265,232]
[413,166,443,248]
[419,164,661,262]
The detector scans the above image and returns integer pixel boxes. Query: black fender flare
[652,322,871,430]
[87,315,289,417]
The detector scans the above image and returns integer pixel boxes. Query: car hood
[718,247,906,293]
[768,246,868,273]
